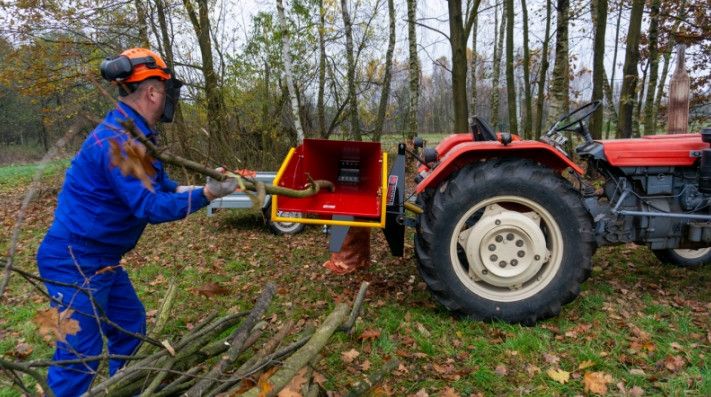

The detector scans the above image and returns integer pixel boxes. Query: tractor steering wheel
[547,101,601,134]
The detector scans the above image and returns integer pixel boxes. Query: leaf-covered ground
[0,164,709,396]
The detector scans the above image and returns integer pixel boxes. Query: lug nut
[482,269,488,275]
[499,261,507,268]
[516,240,524,247]
[517,250,525,258]
[495,220,501,225]
[534,255,541,261]
[511,259,518,266]
[488,244,496,251]
[490,255,498,262]
[506,233,514,241]
[495,235,503,242]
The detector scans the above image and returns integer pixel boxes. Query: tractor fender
[415,141,584,193]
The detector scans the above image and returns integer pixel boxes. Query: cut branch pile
[78,281,392,397]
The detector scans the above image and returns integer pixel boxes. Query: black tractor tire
[263,203,306,236]
[415,158,595,325]
[652,248,711,267]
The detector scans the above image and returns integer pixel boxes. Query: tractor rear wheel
[652,248,711,267]
[415,158,594,324]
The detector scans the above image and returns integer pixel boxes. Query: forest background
[0,0,708,169]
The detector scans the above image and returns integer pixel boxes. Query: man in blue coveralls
[36,48,237,396]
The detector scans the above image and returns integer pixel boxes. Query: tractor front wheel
[415,158,594,324]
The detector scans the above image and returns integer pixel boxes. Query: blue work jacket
[40,102,209,264]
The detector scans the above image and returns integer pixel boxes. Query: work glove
[204,168,238,201]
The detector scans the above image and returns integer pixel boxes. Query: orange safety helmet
[100,48,171,83]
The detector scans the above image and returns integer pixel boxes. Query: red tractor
[273,101,709,324]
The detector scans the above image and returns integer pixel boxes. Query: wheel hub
[460,204,550,288]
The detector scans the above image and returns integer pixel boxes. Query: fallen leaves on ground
[358,328,381,341]
[438,387,460,397]
[277,367,308,397]
[341,348,360,363]
[191,281,230,297]
[583,371,613,395]
[547,368,570,384]
[34,307,81,344]
[13,342,33,358]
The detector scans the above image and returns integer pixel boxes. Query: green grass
[0,159,69,192]
[1,160,710,396]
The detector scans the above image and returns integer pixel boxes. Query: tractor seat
[470,116,497,141]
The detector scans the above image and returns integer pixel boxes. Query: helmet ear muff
[100,55,134,81]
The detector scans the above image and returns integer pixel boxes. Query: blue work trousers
[37,237,146,397]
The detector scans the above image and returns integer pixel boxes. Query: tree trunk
[182,0,226,157]
[491,4,506,130]
[633,59,648,136]
[134,0,150,47]
[642,0,661,135]
[317,0,327,138]
[616,0,644,138]
[277,0,305,143]
[548,0,570,125]
[373,0,395,141]
[534,0,552,134]
[668,44,689,134]
[469,8,478,117]
[589,0,607,140]
[606,0,622,138]
[341,0,360,140]
[448,0,468,132]
[406,0,419,139]
[504,0,517,134]
[520,0,532,139]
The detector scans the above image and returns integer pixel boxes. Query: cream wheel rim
[672,247,711,260]
[449,196,563,302]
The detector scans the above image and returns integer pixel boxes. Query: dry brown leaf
[360,359,371,371]
[109,139,155,192]
[193,282,230,298]
[525,364,541,376]
[359,328,381,341]
[415,322,431,337]
[494,364,508,376]
[546,368,570,384]
[628,385,645,397]
[663,355,685,372]
[543,352,560,365]
[578,359,596,370]
[34,308,81,344]
[583,371,613,395]
[14,342,33,359]
[341,348,360,364]
[438,387,461,397]
[312,371,327,387]
[277,367,307,397]
[370,384,395,396]
[409,389,429,397]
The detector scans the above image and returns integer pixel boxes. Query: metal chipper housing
[271,138,408,256]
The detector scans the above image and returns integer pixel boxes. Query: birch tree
[406,0,419,139]
[373,0,396,141]
[534,0,552,134]
[276,0,304,143]
[520,0,532,138]
[491,4,506,130]
[504,0,518,134]
[341,0,360,140]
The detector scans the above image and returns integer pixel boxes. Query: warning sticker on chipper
[386,175,398,206]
